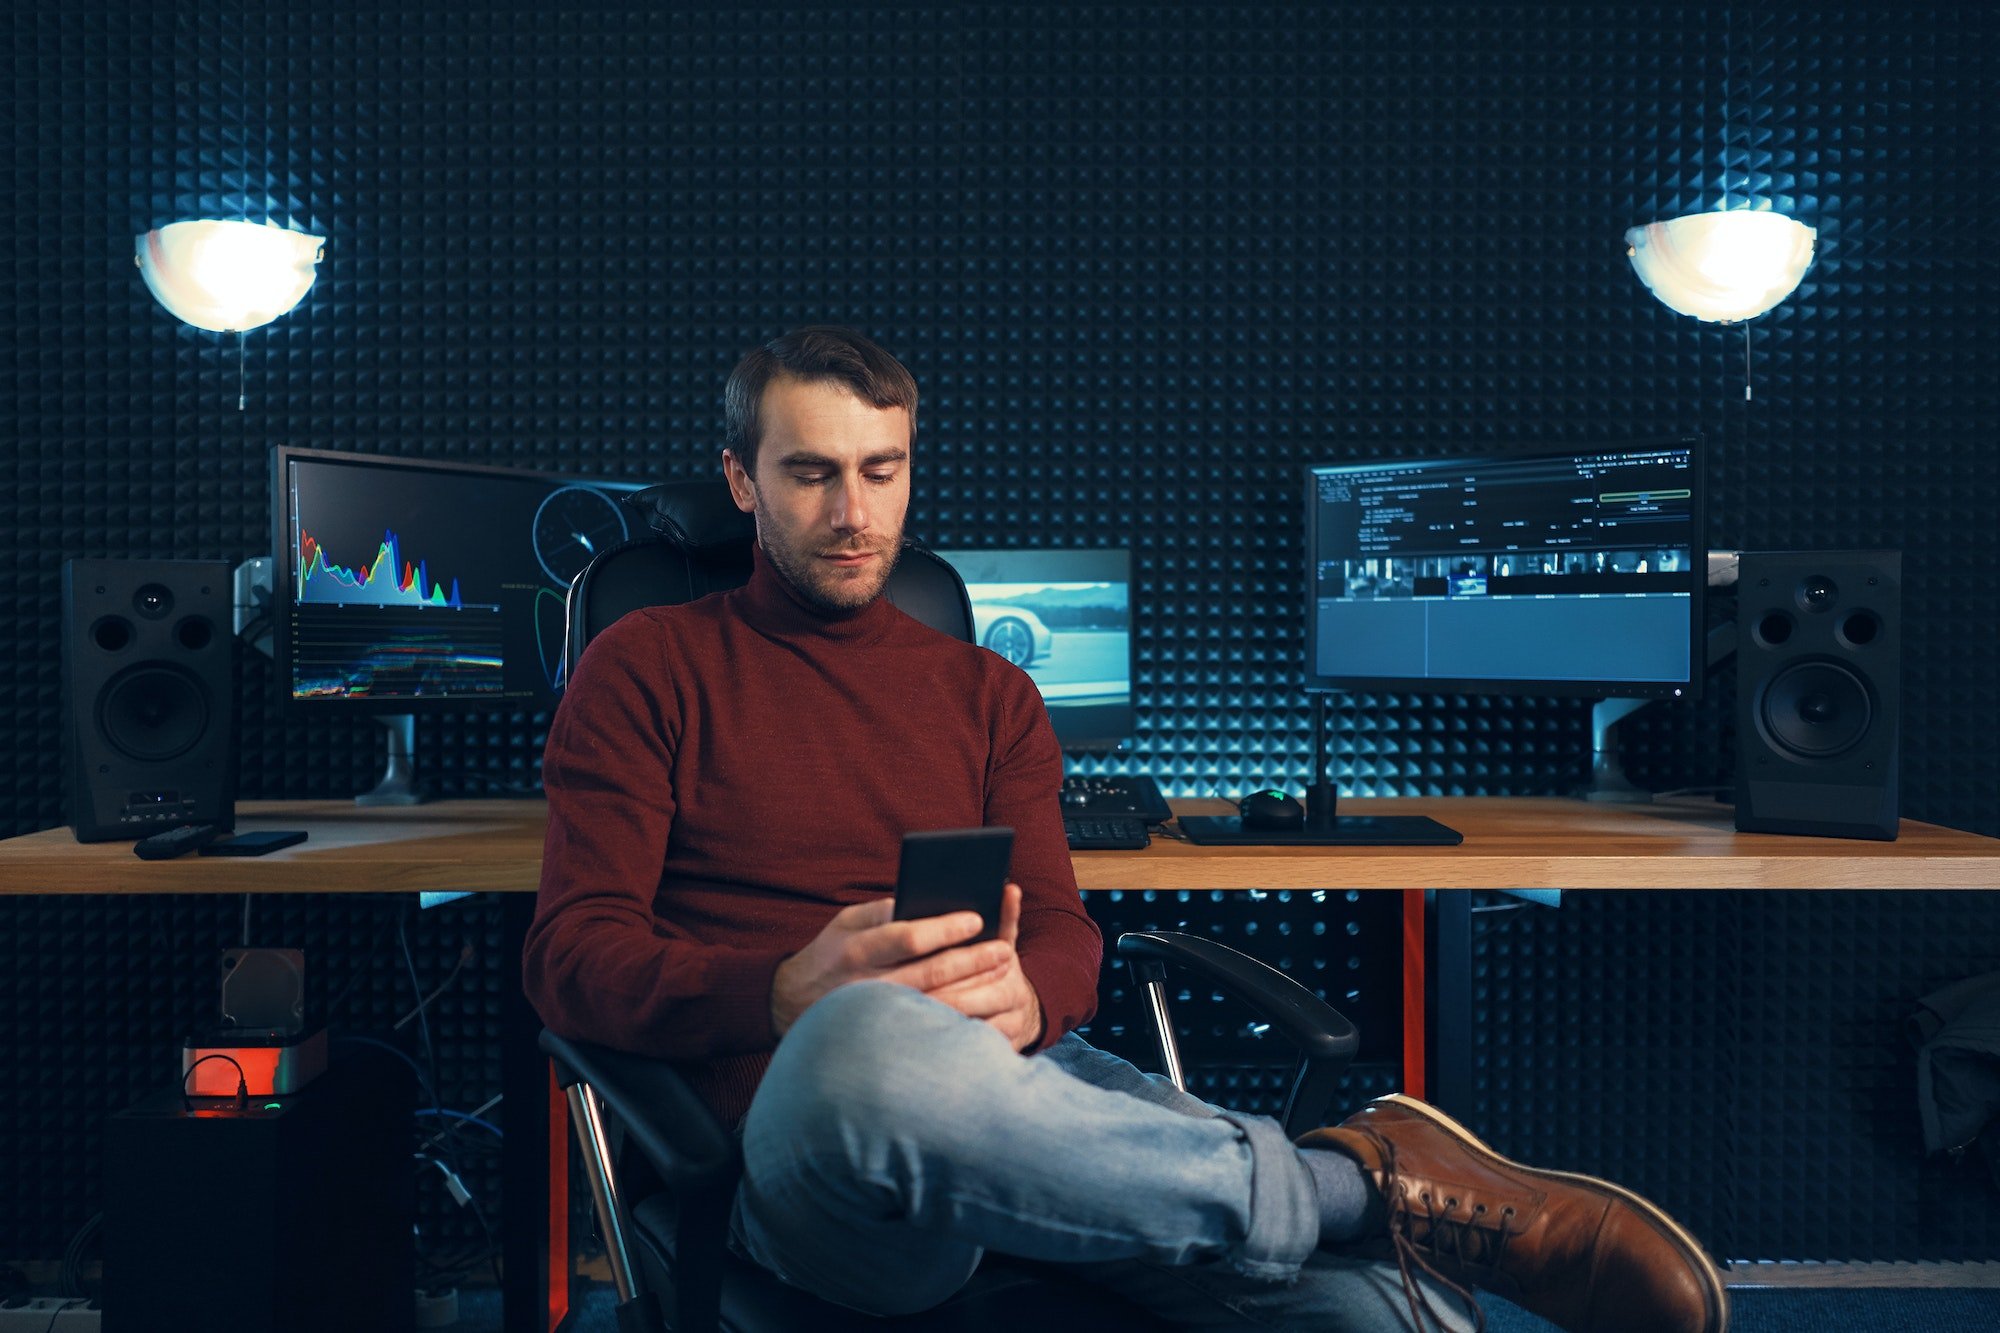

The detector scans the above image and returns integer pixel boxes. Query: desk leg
[1401,888,1427,1100]
[1424,889,1474,1115]
[501,893,571,1333]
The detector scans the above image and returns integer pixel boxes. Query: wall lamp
[1625,210,1816,398]
[136,219,326,409]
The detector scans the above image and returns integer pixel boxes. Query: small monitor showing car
[930,548,1134,750]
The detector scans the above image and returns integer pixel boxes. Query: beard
[755,500,904,615]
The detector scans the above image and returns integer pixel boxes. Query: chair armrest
[1115,931,1359,1065]
[1115,931,1361,1136]
[539,1029,739,1195]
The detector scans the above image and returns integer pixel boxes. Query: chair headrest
[624,481,755,551]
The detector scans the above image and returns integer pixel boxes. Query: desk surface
[4,796,1998,895]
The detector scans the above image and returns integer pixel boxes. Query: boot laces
[1353,1125,1493,1333]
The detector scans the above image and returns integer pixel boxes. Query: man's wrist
[769,955,800,1038]
[1023,987,1046,1049]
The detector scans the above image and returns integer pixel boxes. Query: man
[525,326,1727,1332]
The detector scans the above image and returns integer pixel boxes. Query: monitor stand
[355,714,430,807]
[1581,697,1653,803]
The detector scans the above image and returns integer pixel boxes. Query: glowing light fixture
[135,219,326,408]
[1624,211,1815,324]
[1625,210,1816,400]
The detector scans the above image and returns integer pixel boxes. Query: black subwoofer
[1734,550,1901,840]
[62,558,236,842]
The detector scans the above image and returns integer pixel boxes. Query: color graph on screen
[288,523,505,699]
[296,527,469,609]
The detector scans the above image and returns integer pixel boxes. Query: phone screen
[892,827,1015,942]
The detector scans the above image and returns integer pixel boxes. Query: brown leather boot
[1301,1094,1728,1333]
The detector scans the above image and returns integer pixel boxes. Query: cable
[415,1107,503,1142]
[58,1211,101,1298]
[240,895,252,947]
[330,1034,435,1102]
[394,941,475,1031]
[180,1053,249,1110]
[417,1092,504,1156]
[40,1298,83,1333]
[398,909,444,1113]
[414,1153,504,1288]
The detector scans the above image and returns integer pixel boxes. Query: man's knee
[750,981,969,1150]
[781,979,930,1062]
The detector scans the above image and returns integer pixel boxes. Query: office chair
[546,479,1364,1331]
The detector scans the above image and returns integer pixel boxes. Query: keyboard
[1059,773,1173,822]
[1063,814,1151,851]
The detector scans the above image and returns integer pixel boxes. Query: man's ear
[721,449,757,514]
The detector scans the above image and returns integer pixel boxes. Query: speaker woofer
[97,665,210,762]
[1757,659,1872,759]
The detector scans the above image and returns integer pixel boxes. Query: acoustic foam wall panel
[2,3,1996,1261]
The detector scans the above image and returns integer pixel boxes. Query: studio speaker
[1734,550,1901,840]
[62,558,236,842]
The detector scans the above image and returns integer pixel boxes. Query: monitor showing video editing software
[273,447,642,711]
[1305,438,1704,699]
[930,548,1133,749]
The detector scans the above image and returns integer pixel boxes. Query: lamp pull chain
[1743,322,1753,402]
[237,330,247,412]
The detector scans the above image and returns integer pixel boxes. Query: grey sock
[1299,1146,1381,1244]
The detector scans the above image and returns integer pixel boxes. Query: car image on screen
[970,602,1055,666]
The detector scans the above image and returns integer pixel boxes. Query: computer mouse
[1237,788,1305,831]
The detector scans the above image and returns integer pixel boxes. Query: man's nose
[830,479,870,533]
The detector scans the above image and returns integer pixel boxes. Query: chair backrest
[564,479,976,677]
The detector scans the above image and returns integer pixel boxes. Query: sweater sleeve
[984,670,1103,1050]
[522,614,788,1060]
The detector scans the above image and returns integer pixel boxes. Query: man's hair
[723,325,919,473]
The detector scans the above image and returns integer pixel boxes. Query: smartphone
[199,830,309,857]
[892,827,1015,942]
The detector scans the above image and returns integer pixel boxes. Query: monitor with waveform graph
[273,447,644,711]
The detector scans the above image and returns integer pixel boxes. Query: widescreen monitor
[272,447,643,712]
[1305,438,1704,700]
[930,548,1134,750]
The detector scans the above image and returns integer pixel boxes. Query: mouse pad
[1176,815,1463,847]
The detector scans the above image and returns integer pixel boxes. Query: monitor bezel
[270,444,643,715]
[1302,435,1706,702]
[929,545,1137,752]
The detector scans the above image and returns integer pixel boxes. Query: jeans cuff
[1218,1111,1320,1281]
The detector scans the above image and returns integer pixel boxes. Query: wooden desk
[1079,796,2000,1121]
[14,794,1991,896]
[1073,796,2000,892]
[7,795,1999,1333]
[0,800,547,896]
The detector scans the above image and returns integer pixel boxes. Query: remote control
[133,824,225,860]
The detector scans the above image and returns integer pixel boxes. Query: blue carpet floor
[459,1281,2000,1330]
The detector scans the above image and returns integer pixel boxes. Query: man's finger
[929,976,1010,1019]
[886,939,1012,992]
[834,896,898,929]
[997,882,1022,946]
[897,910,990,956]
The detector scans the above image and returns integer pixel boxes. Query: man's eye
[865,471,898,484]
[793,474,831,486]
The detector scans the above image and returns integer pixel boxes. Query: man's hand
[922,883,1044,1052]
[769,896,1013,1037]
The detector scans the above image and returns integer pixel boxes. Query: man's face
[723,375,911,614]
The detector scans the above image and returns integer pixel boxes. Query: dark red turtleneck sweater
[523,547,1102,1126]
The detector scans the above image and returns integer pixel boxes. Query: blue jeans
[732,981,1474,1331]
